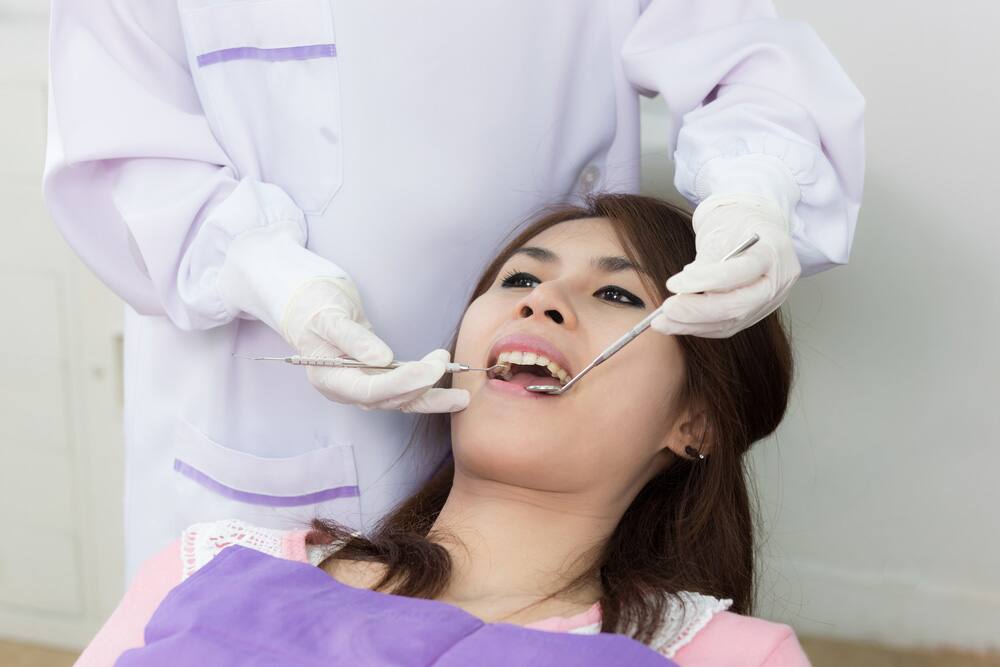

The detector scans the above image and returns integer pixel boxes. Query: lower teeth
[489,362,566,385]
[488,363,513,382]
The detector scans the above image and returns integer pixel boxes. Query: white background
[648,0,998,652]
[0,0,126,649]
[0,0,997,653]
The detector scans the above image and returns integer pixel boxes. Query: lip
[486,333,574,377]
[485,377,555,399]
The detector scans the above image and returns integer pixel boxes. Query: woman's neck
[426,471,622,621]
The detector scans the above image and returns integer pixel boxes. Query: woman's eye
[500,270,540,289]
[500,271,645,308]
[594,286,645,308]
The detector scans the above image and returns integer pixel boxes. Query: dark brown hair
[310,193,794,643]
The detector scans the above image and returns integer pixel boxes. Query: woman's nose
[514,284,577,328]
[519,305,564,324]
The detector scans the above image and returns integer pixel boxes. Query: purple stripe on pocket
[173,459,359,507]
[197,43,337,67]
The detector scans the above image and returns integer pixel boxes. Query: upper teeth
[494,350,570,384]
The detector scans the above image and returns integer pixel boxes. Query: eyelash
[499,269,646,308]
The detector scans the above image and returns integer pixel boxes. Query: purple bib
[117,545,675,666]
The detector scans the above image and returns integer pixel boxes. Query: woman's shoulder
[584,592,808,665]
[672,609,810,666]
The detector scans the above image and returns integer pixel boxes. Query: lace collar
[570,591,733,658]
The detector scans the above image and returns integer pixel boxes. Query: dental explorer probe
[525,233,761,396]
[245,355,506,374]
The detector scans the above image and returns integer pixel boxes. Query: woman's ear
[665,406,712,461]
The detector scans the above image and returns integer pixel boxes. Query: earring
[684,445,706,461]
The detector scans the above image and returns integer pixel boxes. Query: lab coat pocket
[179,0,344,214]
[171,419,363,531]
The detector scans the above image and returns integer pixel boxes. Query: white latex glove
[280,278,469,413]
[651,193,801,338]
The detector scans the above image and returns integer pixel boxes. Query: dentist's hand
[280,278,469,413]
[651,193,801,338]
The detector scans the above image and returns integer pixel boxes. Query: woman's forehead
[520,217,620,257]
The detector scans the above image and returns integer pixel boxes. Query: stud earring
[684,445,706,460]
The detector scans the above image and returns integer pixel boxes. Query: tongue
[506,372,560,388]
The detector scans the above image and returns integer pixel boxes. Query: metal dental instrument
[526,233,761,396]
[245,355,506,374]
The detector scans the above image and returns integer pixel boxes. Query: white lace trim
[568,622,603,635]
[181,519,288,580]
[648,591,733,657]
[568,591,731,657]
[180,521,730,655]
[306,543,341,566]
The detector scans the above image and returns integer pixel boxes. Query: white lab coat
[44,0,864,580]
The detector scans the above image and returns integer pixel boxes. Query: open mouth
[486,350,571,388]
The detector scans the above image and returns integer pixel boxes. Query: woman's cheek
[451,299,496,389]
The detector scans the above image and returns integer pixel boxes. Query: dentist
[44,0,864,579]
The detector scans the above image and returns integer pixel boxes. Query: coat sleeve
[73,539,182,667]
[621,0,866,276]
[44,0,345,331]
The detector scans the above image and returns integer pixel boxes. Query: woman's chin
[453,420,570,467]
[453,444,581,490]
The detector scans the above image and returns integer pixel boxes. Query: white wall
[0,2,126,649]
[639,0,999,652]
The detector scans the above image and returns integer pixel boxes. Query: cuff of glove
[217,223,347,332]
[278,276,366,349]
[692,154,802,224]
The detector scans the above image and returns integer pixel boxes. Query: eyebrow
[512,246,646,275]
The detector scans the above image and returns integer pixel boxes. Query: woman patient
[78,194,808,665]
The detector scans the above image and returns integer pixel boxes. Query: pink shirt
[75,527,810,666]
